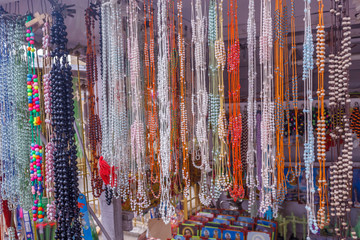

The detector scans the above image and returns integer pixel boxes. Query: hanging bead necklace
[42,15,56,221]
[101,1,129,204]
[283,2,291,186]
[1,19,19,209]
[85,5,103,198]
[157,0,175,223]
[290,0,301,178]
[246,0,257,215]
[127,0,150,216]
[14,18,33,211]
[316,0,329,229]
[259,0,277,219]
[208,0,221,201]
[228,0,243,201]
[0,17,9,209]
[50,9,82,239]
[169,0,181,195]
[215,0,231,192]
[241,111,248,186]
[191,0,211,206]
[274,0,287,205]
[1,18,32,210]
[329,0,353,237]
[144,0,160,199]
[25,15,46,223]
[110,3,129,200]
[302,0,318,236]
[0,18,14,208]
[178,0,190,198]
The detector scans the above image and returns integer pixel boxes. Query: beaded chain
[215,0,231,192]
[127,0,150,216]
[241,111,248,182]
[246,0,257,215]
[15,18,33,211]
[157,0,175,223]
[101,1,128,203]
[290,0,301,178]
[0,18,15,209]
[316,0,330,229]
[329,0,353,237]
[50,9,82,239]
[256,112,262,192]
[169,0,181,195]
[0,17,3,212]
[108,3,129,201]
[208,0,221,201]
[227,0,243,201]
[274,0,287,205]
[25,15,46,223]
[85,5,103,198]
[144,0,160,199]
[302,0,318,236]
[178,0,190,198]
[1,17,33,211]
[283,2,291,186]
[101,1,129,204]
[191,0,211,206]
[42,15,56,221]
[259,0,277,219]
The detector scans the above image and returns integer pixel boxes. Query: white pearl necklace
[259,0,277,219]
[191,0,211,206]
[101,1,130,200]
[157,0,175,224]
[127,0,150,216]
[246,0,257,215]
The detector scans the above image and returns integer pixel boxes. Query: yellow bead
[27,85,31,89]
[28,93,32,96]
[31,48,35,52]
[34,86,38,90]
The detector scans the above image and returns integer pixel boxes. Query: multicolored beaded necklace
[26,15,45,223]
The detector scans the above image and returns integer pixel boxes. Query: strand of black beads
[105,185,112,205]
[50,9,82,240]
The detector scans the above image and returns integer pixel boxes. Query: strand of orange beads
[283,1,292,185]
[227,0,243,200]
[26,15,45,223]
[144,0,161,199]
[274,0,286,205]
